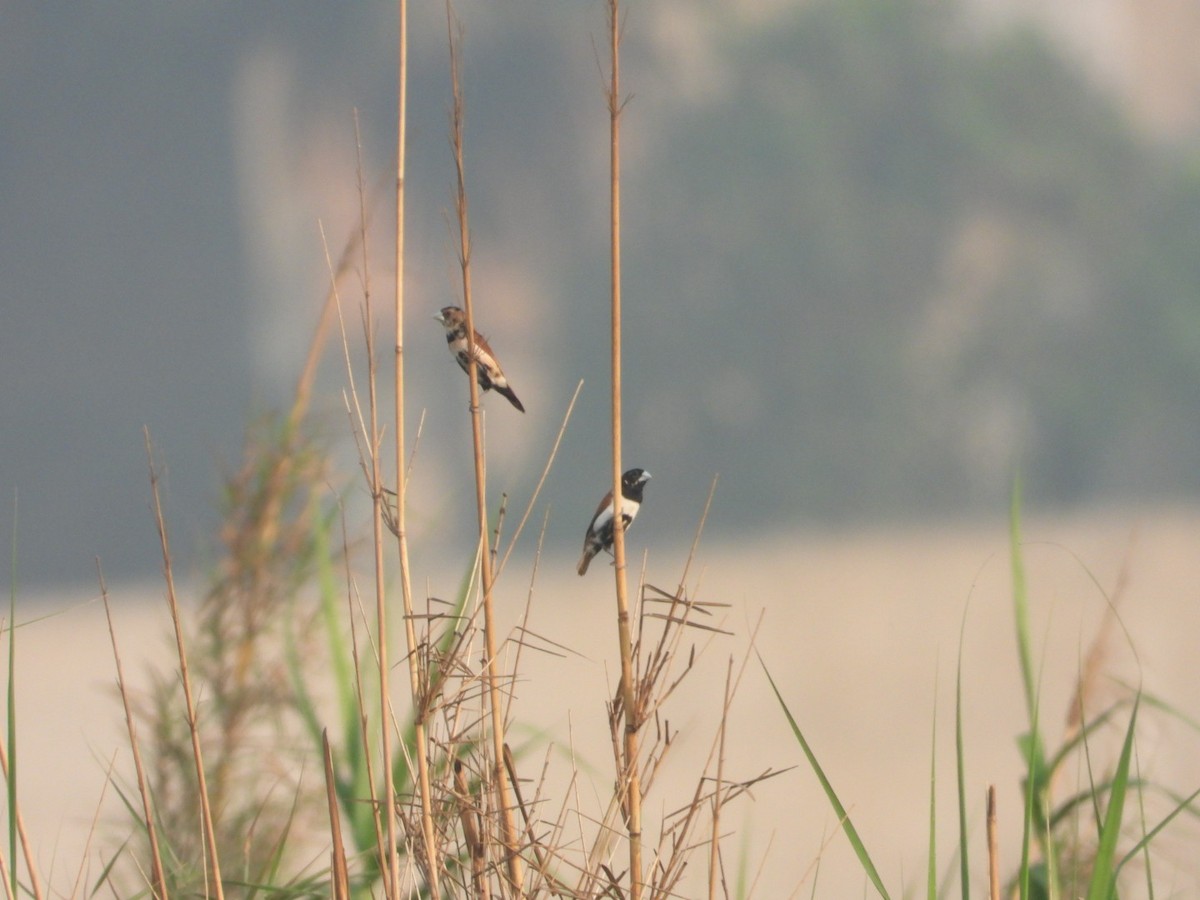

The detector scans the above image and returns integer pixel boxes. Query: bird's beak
[432,313,444,323]
[641,472,651,482]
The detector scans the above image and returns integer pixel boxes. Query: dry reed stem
[453,761,490,899]
[707,657,733,900]
[646,615,779,898]
[349,108,410,898]
[495,380,585,580]
[290,186,377,434]
[391,1,441,894]
[98,563,168,900]
[143,430,225,900]
[676,476,719,595]
[635,477,720,698]
[501,509,550,731]
[987,785,1000,900]
[325,114,438,890]
[321,730,351,900]
[502,743,582,898]
[602,1,643,896]
[446,5,523,892]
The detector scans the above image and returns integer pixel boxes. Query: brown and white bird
[434,305,525,412]
[577,468,651,576]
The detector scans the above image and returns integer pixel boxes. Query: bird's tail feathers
[496,384,525,413]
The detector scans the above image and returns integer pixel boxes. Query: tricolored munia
[434,305,525,412]
[577,468,651,576]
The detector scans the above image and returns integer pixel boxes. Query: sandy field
[8,506,1200,896]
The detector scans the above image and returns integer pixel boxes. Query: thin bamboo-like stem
[446,7,523,893]
[605,2,642,896]
[390,2,440,894]
[144,430,224,900]
[99,564,168,900]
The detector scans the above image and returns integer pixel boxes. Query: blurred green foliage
[609,0,1200,527]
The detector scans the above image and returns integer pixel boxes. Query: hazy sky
[2,3,582,586]
[3,2,796,587]
[4,1,1197,589]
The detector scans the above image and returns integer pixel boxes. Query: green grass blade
[312,502,359,743]
[1009,482,1060,899]
[88,834,130,896]
[1116,782,1200,876]
[1086,695,1139,900]
[760,655,891,900]
[1009,478,1036,728]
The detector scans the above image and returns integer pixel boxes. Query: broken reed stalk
[446,8,524,892]
[143,430,225,900]
[390,2,441,895]
[98,564,168,900]
[322,731,351,900]
[605,1,643,896]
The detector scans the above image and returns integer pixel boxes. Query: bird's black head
[621,468,650,501]
[435,306,465,327]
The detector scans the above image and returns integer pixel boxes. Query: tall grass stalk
[389,1,437,894]
[603,2,644,896]
[446,6,523,890]
[98,562,167,900]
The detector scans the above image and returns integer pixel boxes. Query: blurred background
[5,0,1200,590]
[6,2,1200,894]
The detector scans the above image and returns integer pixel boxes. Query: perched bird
[577,468,651,576]
[434,305,525,413]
